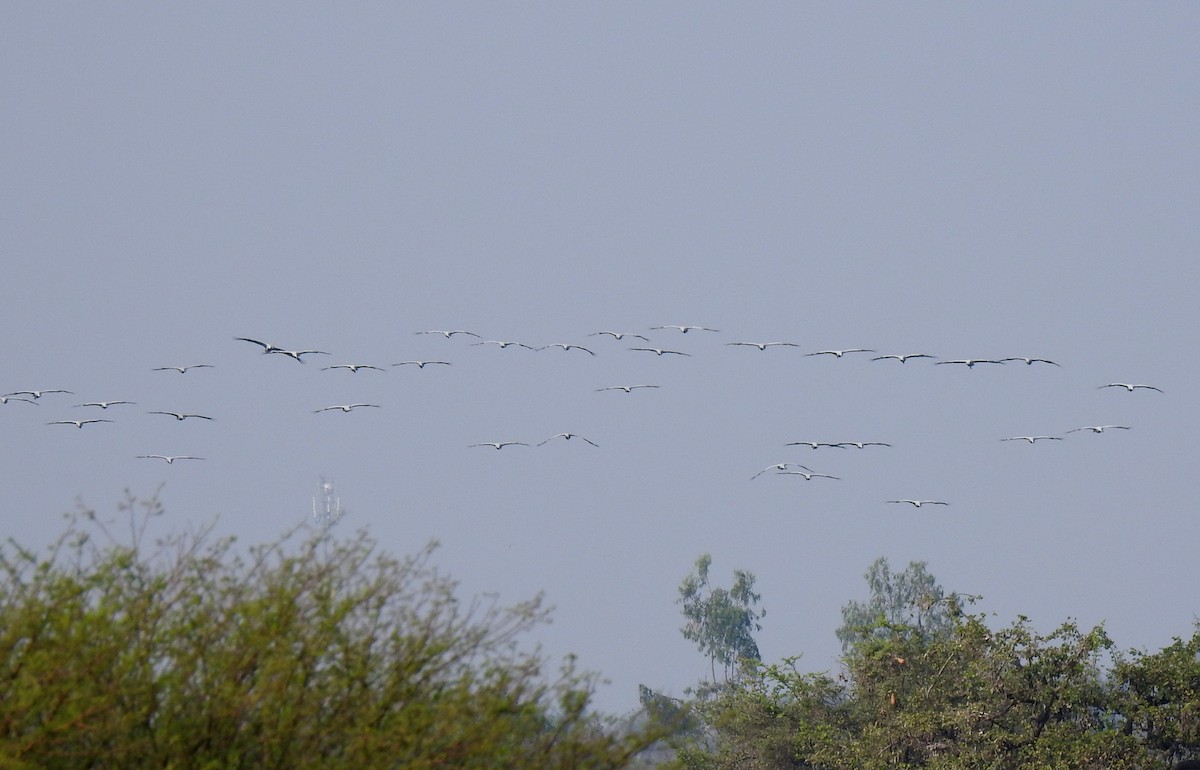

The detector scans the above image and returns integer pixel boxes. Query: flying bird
[314,404,381,413]
[887,499,949,508]
[416,329,480,338]
[805,349,875,358]
[651,325,719,333]
[750,462,814,480]
[834,441,892,449]
[392,360,452,369]
[1001,357,1060,366]
[234,337,283,353]
[777,471,840,481]
[1000,436,1063,443]
[537,432,599,447]
[935,359,1006,368]
[536,343,596,355]
[1099,383,1162,393]
[726,342,800,351]
[153,364,213,373]
[269,349,331,363]
[137,455,204,464]
[589,331,649,341]
[785,441,845,450]
[471,340,536,350]
[48,419,112,428]
[0,395,36,405]
[7,389,73,399]
[149,411,214,421]
[469,442,529,449]
[321,364,385,373]
[595,385,660,393]
[872,353,937,363]
[1065,425,1131,434]
[629,347,691,357]
[75,401,135,409]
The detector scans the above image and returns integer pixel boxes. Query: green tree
[836,556,959,652]
[677,554,765,685]
[0,494,663,769]
[673,610,1150,770]
[1110,626,1200,766]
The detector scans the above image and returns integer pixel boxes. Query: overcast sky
[3,4,1198,715]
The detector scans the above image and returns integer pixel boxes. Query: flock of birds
[3,326,1163,511]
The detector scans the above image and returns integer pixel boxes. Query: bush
[0,494,658,769]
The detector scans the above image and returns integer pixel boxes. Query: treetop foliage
[665,554,1200,770]
[0,493,665,769]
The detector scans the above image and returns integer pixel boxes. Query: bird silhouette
[153,364,213,373]
[630,347,691,357]
[1100,383,1162,392]
[392,360,452,369]
[726,341,800,351]
[322,364,385,373]
[149,411,214,421]
[595,385,660,393]
[538,432,599,447]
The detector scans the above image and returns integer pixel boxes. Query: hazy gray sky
[3,4,1197,714]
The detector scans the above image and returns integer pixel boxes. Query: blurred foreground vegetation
[0,495,668,769]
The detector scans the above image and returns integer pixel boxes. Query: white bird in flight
[153,364,213,373]
[630,347,691,357]
[234,337,283,353]
[595,385,660,393]
[469,441,529,449]
[589,331,649,341]
[0,395,37,405]
[1065,425,1131,434]
[137,455,204,464]
[75,401,135,409]
[834,441,892,449]
[7,389,73,399]
[872,353,937,363]
[392,360,452,369]
[1099,383,1162,393]
[750,462,814,480]
[417,329,479,338]
[806,349,875,358]
[538,432,599,447]
[726,342,800,351]
[149,411,214,421]
[651,325,719,333]
[314,404,381,413]
[1001,357,1060,366]
[322,364,385,373]
[777,471,840,481]
[785,441,845,450]
[1000,436,1063,443]
[887,499,949,508]
[471,340,536,350]
[48,419,112,428]
[536,343,596,356]
[935,359,1006,368]
[269,349,331,363]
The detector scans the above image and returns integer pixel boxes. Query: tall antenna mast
[312,477,344,529]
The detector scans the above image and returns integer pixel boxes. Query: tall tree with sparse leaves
[677,554,765,685]
[836,556,960,652]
